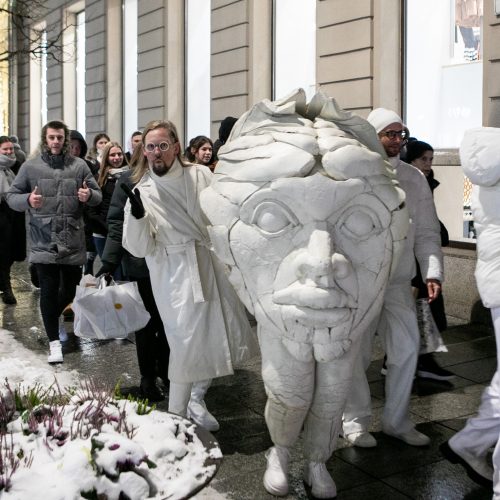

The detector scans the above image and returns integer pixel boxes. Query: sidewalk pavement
[0,261,496,499]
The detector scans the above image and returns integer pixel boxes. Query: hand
[29,186,43,208]
[426,279,441,303]
[95,261,118,277]
[121,184,145,219]
[78,181,91,203]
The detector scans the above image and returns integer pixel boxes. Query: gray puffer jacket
[6,152,102,265]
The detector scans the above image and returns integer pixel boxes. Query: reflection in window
[76,11,86,137]
[405,0,483,148]
[273,0,316,101]
[454,0,483,62]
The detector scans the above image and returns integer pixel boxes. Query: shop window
[405,0,483,148]
[185,0,211,144]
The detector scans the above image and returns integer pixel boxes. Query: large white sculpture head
[201,90,408,363]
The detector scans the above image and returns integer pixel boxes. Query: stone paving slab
[0,262,496,499]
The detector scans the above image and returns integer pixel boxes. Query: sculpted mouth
[273,284,357,308]
[272,284,356,329]
[279,305,352,328]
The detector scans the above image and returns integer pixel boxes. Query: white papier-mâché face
[200,90,408,363]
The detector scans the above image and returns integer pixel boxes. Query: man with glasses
[121,120,258,430]
[343,108,443,448]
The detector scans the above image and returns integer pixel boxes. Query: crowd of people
[0,100,498,498]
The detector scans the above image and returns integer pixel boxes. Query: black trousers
[134,276,170,381]
[36,264,82,341]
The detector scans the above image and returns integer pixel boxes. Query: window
[76,11,86,137]
[185,0,211,143]
[123,0,138,148]
[273,0,316,101]
[405,0,483,148]
[29,23,48,150]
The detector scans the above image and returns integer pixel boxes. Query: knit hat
[367,108,403,133]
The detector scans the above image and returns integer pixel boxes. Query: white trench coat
[123,161,258,383]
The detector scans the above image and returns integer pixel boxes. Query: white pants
[343,282,419,435]
[260,330,361,463]
[450,306,500,499]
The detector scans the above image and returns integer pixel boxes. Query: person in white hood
[441,127,500,497]
[343,108,444,447]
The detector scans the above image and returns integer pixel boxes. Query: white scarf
[0,154,16,198]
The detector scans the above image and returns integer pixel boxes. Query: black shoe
[417,353,454,381]
[2,290,17,305]
[139,378,164,402]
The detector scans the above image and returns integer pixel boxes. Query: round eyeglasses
[380,130,407,141]
[144,142,171,152]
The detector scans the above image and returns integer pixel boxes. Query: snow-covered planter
[0,379,222,499]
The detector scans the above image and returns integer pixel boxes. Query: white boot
[187,379,219,431]
[304,462,337,498]
[58,317,68,342]
[168,382,192,418]
[263,445,290,496]
[48,340,63,364]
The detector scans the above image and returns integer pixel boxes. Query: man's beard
[151,159,170,176]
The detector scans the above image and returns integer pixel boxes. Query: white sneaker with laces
[304,462,337,499]
[263,446,290,496]
[47,340,63,364]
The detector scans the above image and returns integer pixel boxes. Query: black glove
[121,184,145,219]
[95,260,118,277]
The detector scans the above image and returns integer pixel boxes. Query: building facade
[5,0,500,320]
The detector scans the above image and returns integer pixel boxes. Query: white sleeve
[122,200,157,258]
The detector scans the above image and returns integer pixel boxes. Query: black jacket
[101,169,149,279]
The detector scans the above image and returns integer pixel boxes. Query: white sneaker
[58,318,68,342]
[384,427,430,446]
[187,399,220,431]
[345,431,377,448]
[263,446,290,496]
[304,462,337,499]
[48,340,63,364]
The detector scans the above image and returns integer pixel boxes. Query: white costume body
[123,160,257,385]
[454,127,500,498]
[343,156,444,435]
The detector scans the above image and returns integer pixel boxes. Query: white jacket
[388,157,444,284]
[460,127,500,308]
[123,161,258,383]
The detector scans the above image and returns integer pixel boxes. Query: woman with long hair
[185,135,214,170]
[87,141,129,279]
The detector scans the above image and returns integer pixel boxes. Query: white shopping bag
[73,275,151,340]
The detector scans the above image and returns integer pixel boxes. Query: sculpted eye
[339,208,381,241]
[251,201,298,235]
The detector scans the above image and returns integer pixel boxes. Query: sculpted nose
[295,228,353,283]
